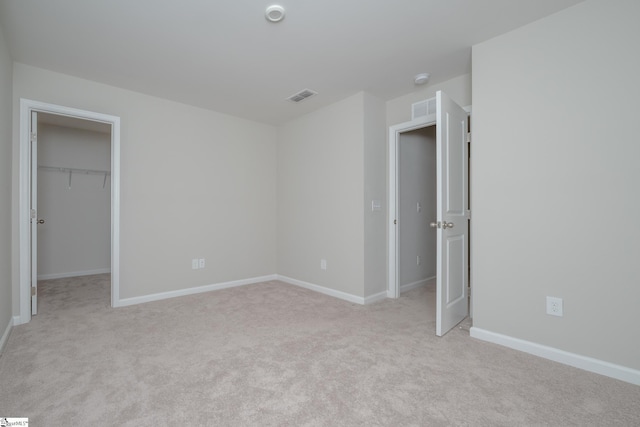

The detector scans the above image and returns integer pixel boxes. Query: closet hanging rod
[38,165,111,176]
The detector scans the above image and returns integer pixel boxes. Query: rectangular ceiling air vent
[286,89,318,103]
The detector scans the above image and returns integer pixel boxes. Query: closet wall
[37,121,111,279]
[398,126,437,290]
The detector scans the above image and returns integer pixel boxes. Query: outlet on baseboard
[320,259,327,270]
[546,296,563,317]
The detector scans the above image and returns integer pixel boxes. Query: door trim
[18,99,121,324]
[388,115,436,299]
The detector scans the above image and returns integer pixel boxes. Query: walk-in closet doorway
[19,99,121,323]
[36,113,112,307]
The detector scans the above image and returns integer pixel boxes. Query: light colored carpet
[1,275,639,426]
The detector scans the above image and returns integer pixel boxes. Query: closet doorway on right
[388,91,470,337]
[397,125,438,300]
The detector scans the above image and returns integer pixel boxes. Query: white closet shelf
[38,165,110,175]
[38,165,111,189]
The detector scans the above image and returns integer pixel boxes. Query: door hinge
[394,219,397,225]
[466,132,471,143]
[30,132,37,143]
[31,287,37,296]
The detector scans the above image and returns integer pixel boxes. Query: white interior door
[30,111,38,315]
[435,91,469,336]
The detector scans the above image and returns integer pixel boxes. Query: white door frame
[388,106,471,300]
[388,114,436,299]
[18,99,121,324]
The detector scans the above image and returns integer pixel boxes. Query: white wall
[0,21,13,349]
[10,62,465,314]
[12,64,277,311]
[363,92,387,298]
[398,126,437,288]
[277,91,387,301]
[37,124,111,279]
[472,0,640,371]
[277,93,366,297]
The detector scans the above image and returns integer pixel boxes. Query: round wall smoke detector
[265,5,285,22]
[414,73,430,85]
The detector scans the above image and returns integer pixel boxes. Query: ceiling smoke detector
[414,73,430,85]
[265,5,285,22]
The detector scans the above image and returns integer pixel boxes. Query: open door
[435,91,469,336]
[30,111,38,315]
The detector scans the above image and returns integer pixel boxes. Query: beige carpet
[1,275,638,426]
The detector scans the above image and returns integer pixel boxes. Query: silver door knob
[430,221,440,228]
[37,219,45,224]
[442,221,454,229]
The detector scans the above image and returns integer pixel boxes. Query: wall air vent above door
[412,97,437,120]
[286,89,318,103]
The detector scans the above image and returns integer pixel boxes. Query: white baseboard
[277,275,367,305]
[0,316,13,354]
[470,327,640,386]
[114,274,278,308]
[38,268,111,280]
[117,274,387,308]
[400,276,435,293]
[364,291,388,305]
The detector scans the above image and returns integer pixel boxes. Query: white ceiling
[0,0,583,125]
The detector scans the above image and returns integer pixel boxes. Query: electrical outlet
[546,296,563,317]
[320,259,327,270]
[417,255,421,266]
[192,259,199,270]
[199,258,205,269]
